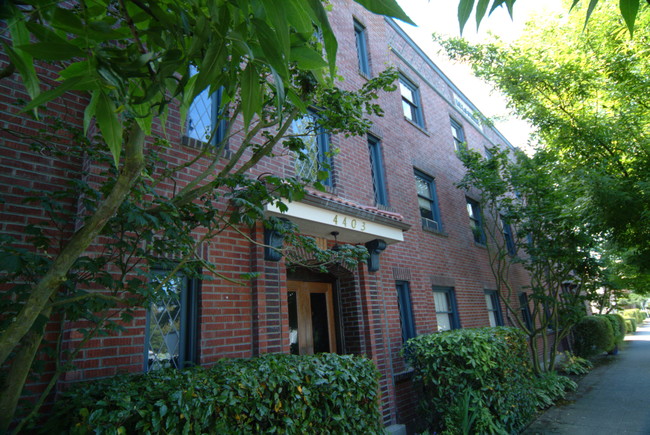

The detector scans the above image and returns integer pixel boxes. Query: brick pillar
[250,222,287,356]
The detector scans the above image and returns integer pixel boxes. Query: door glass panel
[288,291,299,355]
[310,292,330,353]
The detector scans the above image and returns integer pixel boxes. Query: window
[368,135,387,206]
[186,66,227,145]
[485,291,503,327]
[354,19,370,76]
[291,112,332,186]
[396,281,416,342]
[466,197,485,244]
[415,170,442,232]
[145,270,199,371]
[519,292,533,331]
[399,75,424,127]
[451,118,466,152]
[433,286,460,331]
[501,216,516,256]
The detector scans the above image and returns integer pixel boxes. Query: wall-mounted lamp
[365,239,387,272]
[264,218,291,261]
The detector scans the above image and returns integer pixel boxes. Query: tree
[0,0,412,429]
[457,0,648,35]
[439,3,650,295]
[458,146,599,373]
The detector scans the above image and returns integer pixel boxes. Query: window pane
[187,87,212,142]
[434,291,449,312]
[400,82,414,103]
[292,116,320,182]
[437,313,451,331]
[416,176,431,198]
[485,294,494,310]
[288,291,299,355]
[148,276,183,371]
[310,292,330,353]
[402,101,414,120]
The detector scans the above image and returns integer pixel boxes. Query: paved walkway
[524,320,650,434]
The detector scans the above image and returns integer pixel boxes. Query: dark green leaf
[241,63,261,128]
[96,91,123,167]
[17,41,85,60]
[458,0,476,34]
[475,0,491,30]
[584,0,601,29]
[619,0,639,34]
[352,0,414,24]
[22,75,97,112]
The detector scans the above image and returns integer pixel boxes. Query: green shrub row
[603,314,626,345]
[625,317,637,333]
[403,327,539,434]
[621,308,647,325]
[571,315,616,358]
[46,353,383,434]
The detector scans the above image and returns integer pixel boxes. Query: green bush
[602,314,626,345]
[403,327,537,434]
[46,353,383,434]
[572,316,615,358]
[624,318,637,333]
[621,308,646,324]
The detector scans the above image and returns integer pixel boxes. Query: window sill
[403,117,429,136]
[393,368,414,383]
[358,70,371,80]
[422,225,447,237]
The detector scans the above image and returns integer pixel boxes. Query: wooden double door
[287,280,337,355]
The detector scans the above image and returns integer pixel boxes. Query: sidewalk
[523,320,650,434]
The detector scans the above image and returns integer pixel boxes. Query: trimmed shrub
[403,327,537,434]
[625,318,637,333]
[602,314,626,345]
[622,308,646,324]
[46,353,383,434]
[572,316,615,358]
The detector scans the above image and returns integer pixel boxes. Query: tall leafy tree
[440,3,650,294]
[0,0,411,429]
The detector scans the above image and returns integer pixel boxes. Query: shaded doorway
[287,280,337,355]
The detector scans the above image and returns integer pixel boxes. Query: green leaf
[458,0,476,34]
[241,63,261,129]
[3,43,40,101]
[352,0,415,24]
[290,47,328,70]
[305,0,338,79]
[96,91,123,167]
[84,91,99,136]
[22,75,97,112]
[584,0,600,29]
[475,0,491,30]
[17,41,85,60]
[619,0,639,35]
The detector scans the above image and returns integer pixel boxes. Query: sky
[395,0,564,148]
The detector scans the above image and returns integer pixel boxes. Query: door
[287,280,337,355]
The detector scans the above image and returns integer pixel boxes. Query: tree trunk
[0,124,145,376]
[0,307,50,432]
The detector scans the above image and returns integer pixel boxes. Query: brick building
[0,0,533,430]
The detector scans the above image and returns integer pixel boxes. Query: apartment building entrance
[287,280,337,355]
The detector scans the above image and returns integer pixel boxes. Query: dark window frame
[450,118,466,152]
[399,74,424,127]
[144,269,200,372]
[396,281,416,343]
[466,197,485,244]
[354,19,371,77]
[415,170,442,233]
[485,290,504,327]
[501,215,517,256]
[186,66,228,147]
[519,292,533,331]
[432,286,461,331]
[292,111,332,187]
[368,135,388,206]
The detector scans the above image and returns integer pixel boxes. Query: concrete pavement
[523,320,650,435]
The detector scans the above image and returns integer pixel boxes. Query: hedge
[621,308,647,324]
[625,318,637,333]
[46,353,383,434]
[572,316,615,358]
[403,327,538,434]
[602,314,626,345]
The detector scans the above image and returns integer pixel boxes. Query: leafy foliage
[440,4,650,295]
[530,371,577,409]
[44,353,383,434]
[557,352,593,376]
[403,327,538,434]
[572,315,615,358]
[457,0,648,35]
